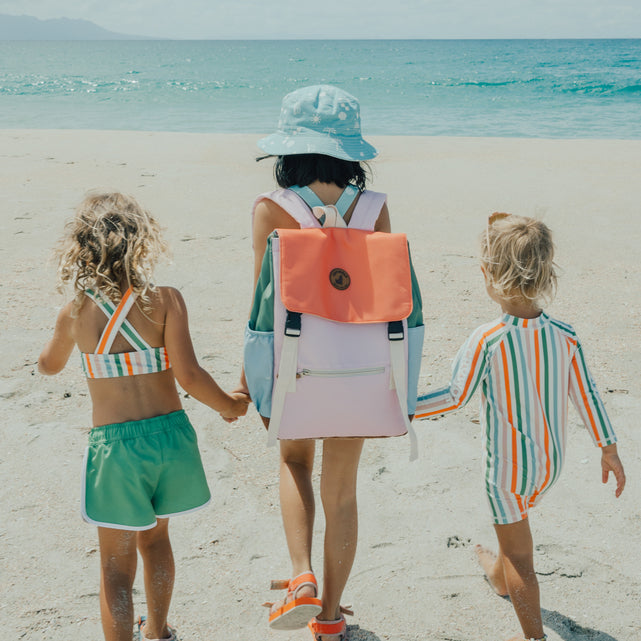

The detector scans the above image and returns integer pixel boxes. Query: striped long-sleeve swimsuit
[416,312,617,525]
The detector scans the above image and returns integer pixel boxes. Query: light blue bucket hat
[257,85,378,161]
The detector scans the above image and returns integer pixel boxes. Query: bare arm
[374,202,391,232]
[164,288,249,419]
[38,302,76,375]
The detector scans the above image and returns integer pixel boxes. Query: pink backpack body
[244,187,424,459]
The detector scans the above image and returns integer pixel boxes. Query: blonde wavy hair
[56,192,169,313]
[480,213,557,306]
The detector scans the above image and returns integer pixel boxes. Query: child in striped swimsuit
[38,192,249,641]
[415,213,625,641]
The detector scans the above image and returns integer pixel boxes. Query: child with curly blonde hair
[415,213,625,641]
[39,192,249,641]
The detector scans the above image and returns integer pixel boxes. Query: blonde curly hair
[480,213,557,306]
[56,192,169,313]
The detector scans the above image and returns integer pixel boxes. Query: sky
[1,0,640,40]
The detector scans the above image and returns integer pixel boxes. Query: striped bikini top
[80,287,171,379]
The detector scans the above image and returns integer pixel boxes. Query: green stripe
[485,478,499,522]
[515,330,535,494]
[549,318,575,335]
[547,327,562,485]
[115,355,124,377]
[539,326,559,484]
[86,288,116,314]
[119,322,148,350]
[483,380,497,492]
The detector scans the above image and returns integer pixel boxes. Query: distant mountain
[0,14,154,40]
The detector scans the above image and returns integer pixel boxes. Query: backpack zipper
[297,366,385,378]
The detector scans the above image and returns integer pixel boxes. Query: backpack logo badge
[329,268,350,290]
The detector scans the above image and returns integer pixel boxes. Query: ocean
[0,39,640,138]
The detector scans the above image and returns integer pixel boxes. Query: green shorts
[82,410,211,531]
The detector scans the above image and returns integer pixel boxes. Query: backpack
[243,185,424,460]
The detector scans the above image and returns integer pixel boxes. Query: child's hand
[601,443,625,497]
[219,392,251,423]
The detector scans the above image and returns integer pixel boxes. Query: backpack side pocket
[407,324,425,414]
[244,323,274,418]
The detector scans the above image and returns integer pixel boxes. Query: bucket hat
[257,85,377,161]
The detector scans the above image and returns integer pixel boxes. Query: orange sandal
[264,572,323,630]
[307,615,348,641]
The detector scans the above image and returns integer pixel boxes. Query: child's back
[39,191,248,641]
[415,213,624,641]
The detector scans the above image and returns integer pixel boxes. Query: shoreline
[1,128,639,640]
[5,127,641,141]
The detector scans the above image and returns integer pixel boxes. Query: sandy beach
[1,129,640,641]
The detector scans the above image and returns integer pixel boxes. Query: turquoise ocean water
[1,39,640,138]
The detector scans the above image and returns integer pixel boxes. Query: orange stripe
[415,323,505,418]
[523,319,528,328]
[124,352,134,376]
[530,329,551,502]
[85,354,94,379]
[97,288,132,354]
[515,494,526,519]
[163,347,170,369]
[499,342,518,495]
[571,356,601,445]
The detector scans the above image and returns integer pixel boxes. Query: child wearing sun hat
[238,84,423,641]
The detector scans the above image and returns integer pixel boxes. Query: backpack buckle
[388,320,404,341]
[285,311,302,337]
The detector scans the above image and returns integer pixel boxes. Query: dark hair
[271,154,368,191]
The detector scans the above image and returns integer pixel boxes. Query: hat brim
[257,131,378,161]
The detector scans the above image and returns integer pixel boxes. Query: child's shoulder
[542,313,578,341]
[152,286,184,307]
[468,316,512,344]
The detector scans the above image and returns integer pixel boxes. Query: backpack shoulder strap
[252,189,320,230]
[252,187,387,236]
[348,190,387,231]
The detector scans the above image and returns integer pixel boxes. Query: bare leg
[98,527,138,641]
[493,518,545,640]
[475,544,509,597]
[319,438,364,625]
[137,519,175,639]
[278,439,317,601]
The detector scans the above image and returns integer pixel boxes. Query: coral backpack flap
[244,185,424,460]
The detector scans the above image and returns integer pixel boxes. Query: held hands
[219,391,251,423]
[601,443,625,498]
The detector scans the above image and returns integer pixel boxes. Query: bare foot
[475,544,509,597]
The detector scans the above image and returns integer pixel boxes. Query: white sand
[1,130,640,641]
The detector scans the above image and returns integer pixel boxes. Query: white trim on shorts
[155,497,212,520]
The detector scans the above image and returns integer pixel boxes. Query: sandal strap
[270,571,318,596]
[308,615,346,637]
[270,579,290,590]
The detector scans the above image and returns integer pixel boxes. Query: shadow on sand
[542,608,619,641]
[345,624,382,640]
[341,610,618,640]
